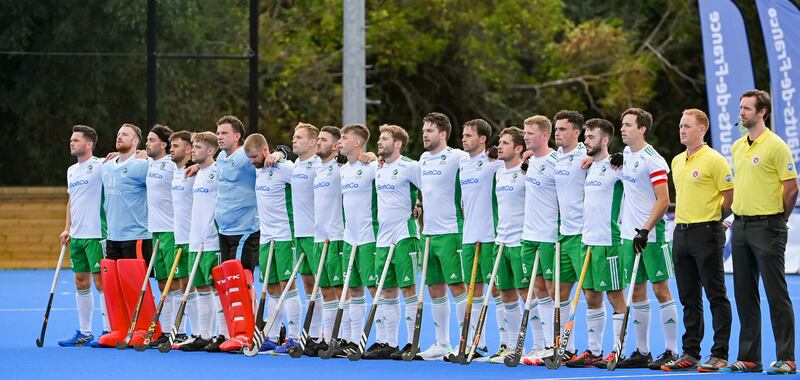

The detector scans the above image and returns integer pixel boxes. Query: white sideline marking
[525,373,720,380]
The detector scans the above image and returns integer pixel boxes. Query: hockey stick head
[504,352,520,367]
[115,341,128,350]
[288,346,304,358]
[35,338,43,347]
[133,343,147,352]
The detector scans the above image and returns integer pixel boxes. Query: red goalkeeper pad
[116,258,161,345]
[216,260,256,351]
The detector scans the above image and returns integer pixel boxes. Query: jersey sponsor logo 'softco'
[496,185,514,192]
[68,179,89,188]
[585,180,602,187]
[555,169,570,176]
[171,185,185,191]
[341,182,359,190]
[255,185,271,192]
[193,187,210,193]
[526,176,541,186]
[376,183,396,191]
[460,177,479,186]
[621,174,637,183]
[313,181,330,190]
[147,172,163,180]
[422,169,443,176]
[292,173,309,180]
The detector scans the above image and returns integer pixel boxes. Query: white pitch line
[523,372,720,380]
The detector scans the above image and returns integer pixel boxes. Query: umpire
[666,109,732,372]
[726,90,798,375]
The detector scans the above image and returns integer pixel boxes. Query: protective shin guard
[116,258,162,346]
[98,259,130,347]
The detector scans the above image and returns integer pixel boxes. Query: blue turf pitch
[2,270,797,379]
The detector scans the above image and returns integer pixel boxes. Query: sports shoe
[523,347,552,366]
[58,330,94,347]
[719,360,763,373]
[419,342,453,360]
[649,349,678,370]
[767,360,796,375]
[617,349,653,368]
[259,338,280,353]
[205,336,227,352]
[179,336,212,351]
[303,338,320,357]
[489,344,512,364]
[148,333,170,348]
[172,334,198,350]
[362,342,384,357]
[660,353,699,371]
[272,337,300,355]
[89,331,109,348]
[363,343,398,359]
[172,333,188,344]
[391,343,414,360]
[566,350,603,368]
[335,341,358,358]
[594,351,619,369]
[698,356,727,373]
[470,346,489,362]
[314,340,330,357]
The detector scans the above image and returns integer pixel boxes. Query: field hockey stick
[451,241,481,363]
[505,247,541,367]
[288,241,329,358]
[402,236,431,361]
[135,246,184,351]
[546,247,592,369]
[116,239,160,349]
[158,241,205,353]
[35,243,67,347]
[320,242,359,359]
[347,243,396,361]
[464,243,505,364]
[607,246,642,371]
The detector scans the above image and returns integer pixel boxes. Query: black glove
[271,145,297,161]
[610,152,623,167]
[633,228,649,253]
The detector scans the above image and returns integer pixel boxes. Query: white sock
[349,296,366,343]
[76,289,93,335]
[559,301,575,352]
[168,290,185,334]
[494,296,507,346]
[267,294,284,340]
[471,296,485,348]
[159,290,173,335]
[285,289,302,339]
[322,299,338,342]
[431,296,450,346]
[383,296,400,347]
[309,292,323,338]
[530,299,544,349]
[504,301,522,350]
[632,300,651,354]
[538,296,554,347]
[660,300,679,353]
[97,290,110,332]
[214,291,228,338]
[186,292,200,337]
[455,292,468,345]
[375,299,386,344]
[404,295,418,345]
[197,291,214,339]
[586,307,606,356]
[612,313,624,352]
[340,300,352,341]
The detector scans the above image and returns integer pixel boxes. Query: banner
[698,0,755,166]
[756,0,800,165]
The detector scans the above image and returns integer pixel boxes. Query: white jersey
[419,147,469,235]
[375,156,421,247]
[522,150,559,243]
[313,159,344,242]
[171,165,194,245]
[459,152,503,244]
[494,164,525,247]
[582,158,624,246]
[256,160,295,243]
[555,143,587,236]
[190,165,220,252]
[340,161,378,245]
[619,144,670,242]
[67,157,104,239]
[146,155,176,232]
[290,155,320,238]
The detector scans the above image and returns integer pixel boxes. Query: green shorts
[310,240,344,287]
[375,237,419,289]
[494,244,524,290]
[584,245,625,291]
[151,232,176,281]
[556,234,585,283]
[172,243,190,279]
[621,239,673,284]
[422,233,464,285]
[460,242,497,285]
[342,242,377,288]
[69,238,104,273]
[294,236,315,275]
[188,250,220,287]
[521,240,555,280]
[259,241,295,284]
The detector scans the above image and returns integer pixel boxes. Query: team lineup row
[54,89,797,374]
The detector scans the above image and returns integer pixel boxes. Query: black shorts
[105,239,154,266]
[218,232,260,271]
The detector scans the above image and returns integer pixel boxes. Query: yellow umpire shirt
[672,144,734,224]
[731,129,798,216]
